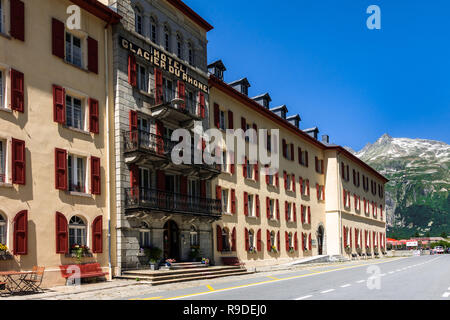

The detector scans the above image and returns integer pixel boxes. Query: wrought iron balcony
[125,187,222,218]
[151,87,201,120]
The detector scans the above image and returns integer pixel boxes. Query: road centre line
[321,289,335,294]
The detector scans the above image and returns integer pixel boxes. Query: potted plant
[145,247,162,270]
[288,247,295,253]
[271,245,278,253]
[189,246,201,262]
[0,243,11,260]
[201,258,209,266]
[248,246,257,254]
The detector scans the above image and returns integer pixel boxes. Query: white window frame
[287,202,292,221]
[0,64,9,111]
[0,136,11,185]
[150,17,157,43]
[222,188,229,214]
[0,68,4,109]
[135,7,143,35]
[219,110,226,130]
[139,223,151,249]
[65,31,85,69]
[269,199,275,220]
[0,212,7,245]
[248,229,255,251]
[137,63,148,92]
[176,34,183,59]
[246,160,253,180]
[248,193,254,217]
[65,91,86,131]
[68,216,87,248]
[0,138,6,184]
[286,174,291,191]
[190,225,199,247]
[288,233,293,249]
[0,0,10,35]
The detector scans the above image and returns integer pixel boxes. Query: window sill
[138,90,154,99]
[0,107,12,113]
[69,191,93,198]
[62,125,91,136]
[0,32,11,40]
[246,215,258,219]
[63,60,90,74]
[0,182,13,188]
[223,212,233,216]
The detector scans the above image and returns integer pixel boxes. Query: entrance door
[163,220,180,261]
[317,226,324,255]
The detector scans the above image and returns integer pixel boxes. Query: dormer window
[135,7,143,35]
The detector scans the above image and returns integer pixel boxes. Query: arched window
[139,222,151,248]
[270,231,275,248]
[150,16,157,43]
[135,7,143,35]
[0,213,6,245]
[164,25,171,52]
[176,34,183,59]
[248,229,255,250]
[190,225,199,247]
[188,42,194,66]
[288,232,293,248]
[69,216,87,247]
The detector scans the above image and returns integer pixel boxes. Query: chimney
[270,105,288,120]
[303,127,319,140]
[286,114,301,129]
[322,135,330,144]
[208,60,226,81]
[252,93,272,109]
[228,78,251,96]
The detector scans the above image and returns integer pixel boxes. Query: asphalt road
[126,254,450,300]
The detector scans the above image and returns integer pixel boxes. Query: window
[248,194,254,217]
[137,64,148,92]
[164,26,170,52]
[0,214,6,245]
[188,42,194,65]
[222,189,229,213]
[286,174,292,191]
[65,32,83,68]
[222,228,230,252]
[69,216,87,247]
[266,133,272,153]
[270,232,275,248]
[139,222,151,248]
[303,233,308,251]
[66,94,83,130]
[219,110,226,130]
[150,17,157,43]
[0,0,3,34]
[246,159,253,180]
[248,230,255,250]
[68,154,86,193]
[286,202,292,221]
[221,150,228,173]
[0,139,5,183]
[317,185,325,201]
[268,173,274,186]
[268,199,275,219]
[135,7,143,35]
[190,225,199,247]
[176,34,183,59]
[288,233,293,249]
[139,167,151,190]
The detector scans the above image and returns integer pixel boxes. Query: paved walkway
[2,258,396,300]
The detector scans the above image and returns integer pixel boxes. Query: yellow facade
[0,0,118,287]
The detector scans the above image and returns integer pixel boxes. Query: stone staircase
[116,262,253,286]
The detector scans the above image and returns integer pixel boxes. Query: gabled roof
[166,0,214,32]
[228,78,251,88]
[270,105,288,113]
[208,60,227,71]
[252,93,272,102]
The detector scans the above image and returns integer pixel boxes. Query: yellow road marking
[142,296,163,300]
[162,257,408,300]
[267,276,279,280]
[206,285,215,291]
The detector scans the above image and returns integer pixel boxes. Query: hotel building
[208,62,388,267]
[0,0,120,286]
[107,0,220,274]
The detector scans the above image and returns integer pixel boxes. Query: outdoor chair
[22,266,45,293]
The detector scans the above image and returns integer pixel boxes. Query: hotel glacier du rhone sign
[121,37,208,94]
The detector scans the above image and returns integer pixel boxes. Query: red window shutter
[282,139,287,158]
[231,227,236,252]
[243,157,247,178]
[276,199,280,220]
[277,231,280,251]
[275,172,279,188]
[294,232,298,251]
[300,177,304,195]
[10,69,24,112]
[316,183,320,200]
[90,156,101,195]
[230,152,235,174]
[302,232,305,251]
[177,81,186,109]
[306,180,310,196]
[243,192,248,216]
[53,85,66,124]
[180,176,187,196]
[321,160,324,174]
[254,162,259,181]
[13,210,27,255]
[216,186,222,201]
[55,212,68,254]
[89,98,99,134]
[128,54,137,87]
[285,231,289,252]
[283,171,287,189]
[315,157,318,172]
[11,138,25,185]
[308,234,312,251]
[265,170,269,185]
[305,151,309,167]
[298,147,302,164]
[87,37,98,74]
[257,229,261,251]
[266,197,270,219]
[200,180,206,198]
[228,110,234,129]
[52,18,65,58]
[308,206,311,224]
[241,117,246,131]
[213,103,220,128]
[343,226,347,247]
[290,144,294,161]
[350,228,353,248]
[54,148,67,190]
[267,230,271,251]
[256,195,260,217]
[231,189,236,214]
[216,226,223,252]
[198,92,205,118]
[245,228,249,251]
[130,164,140,190]
[129,110,138,143]
[10,0,25,41]
[92,216,103,253]
[285,201,288,221]
[292,174,296,192]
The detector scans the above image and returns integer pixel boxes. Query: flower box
[0,251,13,260]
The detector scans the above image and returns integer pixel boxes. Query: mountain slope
[351,134,450,238]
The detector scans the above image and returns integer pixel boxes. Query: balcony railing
[123,130,177,156]
[152,87,199,117]
[125,187,222,217]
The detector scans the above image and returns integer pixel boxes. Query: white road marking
[356,280,365,283]
[396,269,401,272]
[321,289,335,294]
[295,295,313,300]
[442,292,450,298]
[388,271,394,274]
[341,284,351,288]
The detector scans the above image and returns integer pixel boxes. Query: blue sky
[187,0,450,151]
